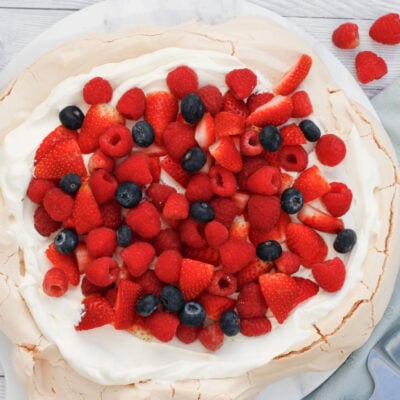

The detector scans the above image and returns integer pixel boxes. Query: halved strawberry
[292,277,319,307]
[198,292,236,321]
[75,295,114,331]
[246,95,293,127]
[160,155,191,187]
[280,123,307,145]
[293,165,331,203]
[163,121,197,160]
[114,279,142,330]
[209,137,243,173]
[214,111,246,137]
[222,90,249,117]
[195,112,215,150]
[274,54,313,96]
[298,204,344,233]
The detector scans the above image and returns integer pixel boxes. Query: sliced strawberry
[247,92,274,114]
[114,279,142,330]
[160,155,191,187]
[198,323,224,351]
[280,123,307,146]
[312,257,346,293]
[298,204,344,233]
[209,137,243,173]
[198,292,236,321]
[274,54,313,96]
[195,112,215,150]
[222,90,249,117]
[292,277,319,307]
[293,165,331,203]
[214,111,246,137]
[75,295,114,331]
[246,95,293,127]
[236,258,273,289]
[229,217,250,241]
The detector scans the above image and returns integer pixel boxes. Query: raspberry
[369,13,400,45]
[42,267,69,297]
[332,22,360,49]
[198,324,224,351]
[237,156,268,190]
[197,85,223,116]
[83,77,113,105]
[42,188,74,222]
[290,91,313,118]
[355,51,387,84]
[134,270,163,296]
[236,282,267,319]
[120,241,156,277]
[246,166,282,195]
[89,169,118,204]
[275,251,301,275]
[219,239,256,273]
[154,250,182,284]
[204,220,229,248]
[85,257,119,287]
[176,324,200,344]
[207,270,237,296]
[125,201,161,239]
[185,173,213,202]
[214,111,246,137]
[209,165,237,197]
[240,128,263,156]
[179,218,207,248]
[116,87,145,119]
[147,183,177,211]
[322,182,353,217]
[247,195,281,232]
[26,178,56,204]
[99,200,122,229]
[88,149,114,174]
[153,228,182,255]
[312,257,346,292]
[236,258,272,288]
[86,227,117,258]
[240,316,272,337]
[166,65,199,99]
[162,192,189,220]
[278,145,308,172]
[246,92,274,113]
[210,197,239,227]
[225,68,257,100]
[146,311,180,342]
[162,121,197,160]
[316,134,346,166]
[99,124,133,157]
[81,276,107,297]
[115,153,153,186]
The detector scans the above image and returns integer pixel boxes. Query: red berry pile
[26,53,356,351]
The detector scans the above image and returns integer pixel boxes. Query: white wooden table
[1,0,400,398]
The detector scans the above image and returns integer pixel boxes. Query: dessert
[1,15,400,400]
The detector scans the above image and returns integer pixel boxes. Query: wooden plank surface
[0,0,400,398]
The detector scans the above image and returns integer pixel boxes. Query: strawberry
[194,112,216,150]
[34,138,87,179]
[75,295,115,331]
[115,152,153,186]
[100,200,122,229]
[237,156,268,190]
[75,242,92,274]
[179,258,215,300]
[278,145,308,172]
[355,51,387,84]
[162,192,189,220]
[162,121,197,160]
[198,323,224,351]
[198,292,236,321]
[120,242,156,277]
[249,210,290,245]
[369,13,400,45]
[247,195,281,232]
[144,91,178,144]
[290,91,313,118]
[166,65,199,99]
[247,92,274,114]
[87,149,114,174]
[99,124,133,158]
[147,183,177,211]
[298,204,344,233]
[153,228,182,255]
[114,279,142,330]
[43,188,74,222]
[146,311,180,342]
[198,85,223,116]
[185,173,213,202]
[86,227,117,258]
[332,22,360,49]
[81,276,107,297]
[274,54,313,96]
[134,270,163,297]
[222,91,249,118]
[207,270,237,296]
[176,324,201,344]
[259,272,299,323]
[315,133,346,166]
[78,104,124,154]
[236,282,267,319]
[292,277,319,307]
[246,95,293,127]
[275,251,301,275]
[322,182,353,217]
[240,128,263,156]
[246,166,281,195]
[279,173,294,194]
[116,87,145,120]
[126,201,161,239]
[181,245,220,266]
[214,111,246,137]
[225,68,257,99]
[280,123,307,146]
[26,178,57,204]
[240,316,272,337]
[231,192,249,214]
[45,243,80,286]
[34,206,61,236]
[220,239,256,273]
[209,137,243,173]
[312,257,346,292]
[210,197,239,227]
[89,169,118,204]
[83,77,113,105]
[42,267,69,297]
[179,218,207,248]
[229,217,250,241]
[209,165,237,197]
[72,182,103,234]
[204,220,229,247]
[285,222,328,266]
[85,257,119,287]
[154,249,182,284]
[293,165,331,203]
[160,155,191,187]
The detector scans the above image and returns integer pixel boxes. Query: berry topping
[259,125,282,152]
[115,181,142,208]
[333,228,357,253]
[132,120,155,147]
[197,85,223,116]
[160,285,185,313]
[369,13,400,45]
[280,187,304,214]
[33,206,61,236]
[256,240,282,261]
[181,93,205,124]
[299,119,321,142]
[83,77,113,105]
[75,295,115,331]
[219,310,240,336]
[225,68,257,100]
[355,51,388,84]
[312,257,346,293]
[332,23,360,49]
[54,229,79,254]
[85,257,119,287]
[167,65,199,99]
[43,188,74,222]
[60,173,81,194]
[190,201,215,223]
[322,182,353,217]
[315,134,346,166]
[293,165,331,203]
[116,87,145,120]
[198,323,224,351]
[99,125,133,158]
[179,258,214,300]
[59,105,85,130]
[179,301,206,327]
[135,294,159,317]
[146,311,180,342]
[182,146,207,173]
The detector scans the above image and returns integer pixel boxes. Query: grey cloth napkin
[304,78,400,400]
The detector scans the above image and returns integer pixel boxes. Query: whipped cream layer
[0,48,380,385]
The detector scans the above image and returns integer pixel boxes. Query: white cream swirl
[0,48,380,385]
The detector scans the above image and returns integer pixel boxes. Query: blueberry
[59,105,85,130]
[181,93,205,124]
[115,181,142,208]
[160,285,184,313]
[259,125,282,152]
[182,146,207,173]
[135,293,159,317]
[179,301,206,327]
[54,229,79,254]
[116,224,133,247]
[281,187,304,214]
[256,240,282,261]
[59,173,81,194]
[190,201,215,223]
[219,310,240,336]
[334,229,357,253]
[132,121,155,147]
[299,120,321,142]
